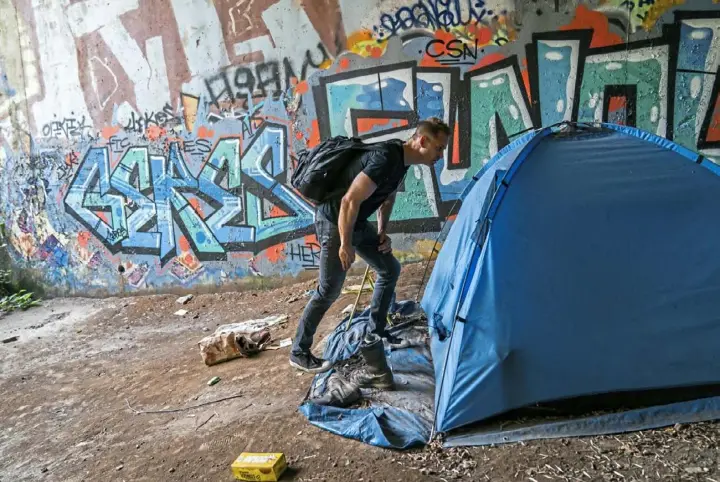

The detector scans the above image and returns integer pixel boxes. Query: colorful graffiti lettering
[2,0,720,295]
[64,122,315,265]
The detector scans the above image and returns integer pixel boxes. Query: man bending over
[290,117,451,373]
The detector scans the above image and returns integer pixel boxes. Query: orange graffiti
[466,23,494,46]
[197,126,215,139]
[77,231,91,248]
[347,29,389,58]
[65,151,79,167]
[146,125,166,141]
[269,205,289,217]
[265,243,286,263]
[189,198,205,217]
[308,120,321,148]
[451,122,460,165]
[338,57,351,70]
[181,93,199,132]
[347,29,373,45]
[295,80,309,95]
[178,235,190,252]
[101,126,120,139]
[608,96,627,113]
[707,95,720,142]
[420,30,456,67]
[304,234,318,247]
[561,4,622,48]
[357,118,409,134]
[95,211,109,224]
[469,53,506,72]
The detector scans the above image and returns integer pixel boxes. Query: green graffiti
[674,73,708,148]
[469,68,531,169]
[578,50,666,135]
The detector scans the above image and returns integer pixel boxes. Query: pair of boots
[312,333,394,407]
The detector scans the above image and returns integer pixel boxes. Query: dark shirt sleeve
[361,151,388,187]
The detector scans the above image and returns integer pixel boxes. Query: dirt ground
[1,262,719,482]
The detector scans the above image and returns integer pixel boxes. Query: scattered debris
[207,376,221,386]
[197,315,287,365]
[115,464,124,471]
[2,335,18,343]
[174,309,188,316]
[198,329,272,366]
[342,284,373,295]
[265,337,292,350]
[195,412,216,431]
[29,311,69,329]
[401,443,477,480]
[231,452,287,481]
[341,304,354,315]
[214,315,289,335]
[176,294,193,305]
[286,290,314,303]
[125,393,245,414]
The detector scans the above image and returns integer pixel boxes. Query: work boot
[311,373,361,407]
[350,333,395,390]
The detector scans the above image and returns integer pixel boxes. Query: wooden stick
[345,265,370,331]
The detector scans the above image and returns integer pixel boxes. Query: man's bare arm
[338,172,377,269]
[377,192,396,235]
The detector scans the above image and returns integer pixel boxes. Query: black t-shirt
[317,139,408,225]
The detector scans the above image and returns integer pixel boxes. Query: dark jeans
[291,215,401,355]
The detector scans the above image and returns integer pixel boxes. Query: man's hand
[378,231,392,254]
[339,244,356,271]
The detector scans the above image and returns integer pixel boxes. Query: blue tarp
[299,301,435,449]
[422,124,720,434]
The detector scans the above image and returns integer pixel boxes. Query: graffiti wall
[1,0,719,295]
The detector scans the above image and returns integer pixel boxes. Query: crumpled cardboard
[198,328,272,366]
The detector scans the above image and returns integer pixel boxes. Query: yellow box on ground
[231,452,287,481]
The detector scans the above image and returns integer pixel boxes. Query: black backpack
[290,136,388,204]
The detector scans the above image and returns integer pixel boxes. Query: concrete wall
[1,0,719,296]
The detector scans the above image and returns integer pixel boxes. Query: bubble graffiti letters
[63,123,315,265]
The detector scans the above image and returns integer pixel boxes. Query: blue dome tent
[422,122,720,443]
